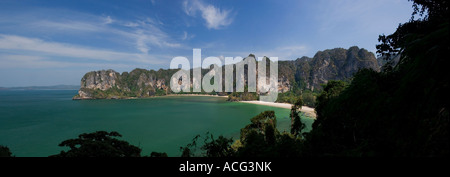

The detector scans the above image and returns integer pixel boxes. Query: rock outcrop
[81,69,119,91]
[278,46,380,91]
[73,68,176,99]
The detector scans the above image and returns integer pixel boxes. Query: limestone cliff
[73,69,177,99]
[278,46,380,91]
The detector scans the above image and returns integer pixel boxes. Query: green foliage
[290,97,305,137]
[180,147,192,157]
[315,80,347,119]
[277,88,318,108]
[51,131,142,157]
[236,111,305,157]
[302,90,317,107]
[179,134,200,157]
[277,91,299,104]
[0,145,12,157]
[306,71,380,156]
[150,152,168,157]
[179,133,235,157]
[227,90,258,101]
[236,130,272,157]
[276,133,303,157]
[201,133,235,157]
[154,88,166,96]
[240,111,277,142]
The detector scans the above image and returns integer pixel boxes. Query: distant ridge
[0,85,79,90]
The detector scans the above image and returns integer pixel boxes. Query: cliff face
[74,46,380,99]
[279,46,380,91]
[81,70,119,91]
[74,69,177,99]
[309,46,380,90]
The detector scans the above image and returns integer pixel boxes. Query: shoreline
[239,101,316,118]
[164,94,228,98]
[73,93,316,118]
[73,93,228,100]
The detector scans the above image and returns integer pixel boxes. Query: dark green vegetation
[179,132,236,157]
[150,152,168,157]
[0,145,12,157]
[276,86,319,107]
[304,0,449,156]
[227,91,259,101]
[290,97,305,137]
[50,131,167,157]
[51,131,141,157]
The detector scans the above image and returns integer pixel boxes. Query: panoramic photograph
[0,0,448,174]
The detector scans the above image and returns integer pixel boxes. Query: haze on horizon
[0,0,412,87]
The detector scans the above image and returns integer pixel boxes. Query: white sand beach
[164,94,317,118]
[239,101,317,118]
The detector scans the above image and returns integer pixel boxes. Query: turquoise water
[0,90,314,157]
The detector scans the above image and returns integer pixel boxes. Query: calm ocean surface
[0,90,313,157]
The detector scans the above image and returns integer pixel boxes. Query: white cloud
[132,22,181,54]
[183,0,234,29]
[35,20,102,32]
[104,16,114,24]
[223,45,309,60]
[193,44,309,63]
[162,41,181,48]
[200,5,233,29]
[124,22,140,27]
[0,34,165,64]
[182,31,188,40]
[136,34,150,54]
[183,0,195,16]
[181,31,195,41]
[0,54,135,69]
[274,45,309,60]
[27,15,181,54]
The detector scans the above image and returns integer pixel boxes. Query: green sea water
[0,90,314,157]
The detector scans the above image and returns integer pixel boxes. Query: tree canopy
[0,145,12,157]
[290,96,305,137]
[51,131,142,157]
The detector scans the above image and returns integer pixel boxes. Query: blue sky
[0,0,412,87]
